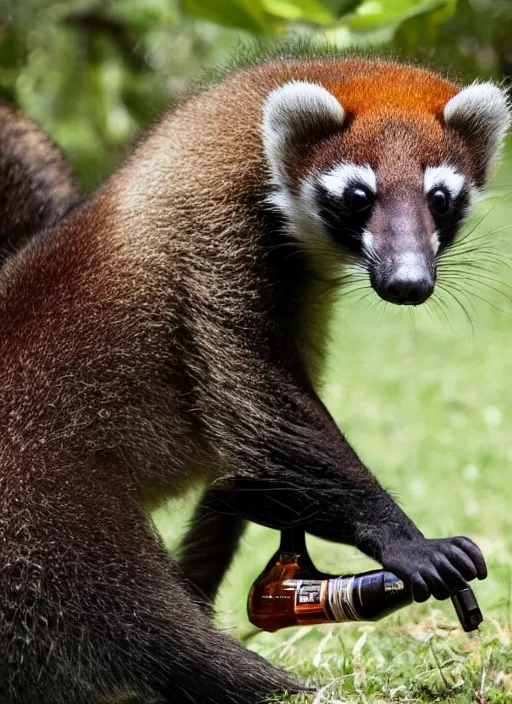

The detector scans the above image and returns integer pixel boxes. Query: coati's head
[262,61,511,305]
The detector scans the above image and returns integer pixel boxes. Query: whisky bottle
[247,527,483,633]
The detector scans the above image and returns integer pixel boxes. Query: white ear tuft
[444,82,511,168]
[262,81,345,187]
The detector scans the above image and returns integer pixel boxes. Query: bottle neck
[278,526,327,579]
[279,526,308,554]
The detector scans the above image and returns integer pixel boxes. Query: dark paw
[381,536,487,602]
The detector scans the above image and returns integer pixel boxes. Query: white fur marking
[320,163,377,197]
[262,81,345,188]
[362,230,374,255]
[444,82,511,166]
[265,175,324,247]
[424,164,465,199]
[430,231,440,255]
[394,252,428,282]
[265,173,344,279]
[467,185,482,210]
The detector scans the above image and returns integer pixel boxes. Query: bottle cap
[451,587,483,632]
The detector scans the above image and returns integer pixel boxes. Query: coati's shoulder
[0,104,79,261]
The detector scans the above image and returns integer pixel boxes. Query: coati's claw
[380,537,487,603]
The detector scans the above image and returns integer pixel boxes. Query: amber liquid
[248,528,413,633]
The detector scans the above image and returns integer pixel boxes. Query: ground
[153,145,512,703]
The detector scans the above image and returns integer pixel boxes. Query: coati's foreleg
[177,489,247,610]
[199,372,486,604]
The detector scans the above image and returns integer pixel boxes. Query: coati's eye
[428,188,453,217]
[345,186,374,213]
[315,170,376,255]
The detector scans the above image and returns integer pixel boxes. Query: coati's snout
[363,194,438,306]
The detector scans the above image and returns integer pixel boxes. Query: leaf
[322,0,364,15]
[262,0,335,24]
[392,0,477,74]
[352,631,368,657]
[312,628,334,667]
[341,0,457,33]
[180,0,269,32]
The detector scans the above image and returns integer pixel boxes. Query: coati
[0,104,79,261]
[0,54,509,703]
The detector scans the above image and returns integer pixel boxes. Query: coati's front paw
[381,536,487,602]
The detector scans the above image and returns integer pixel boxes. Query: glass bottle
[247,527,482,633]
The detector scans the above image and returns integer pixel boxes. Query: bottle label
[282,579,322,606]
[327,576,360,622]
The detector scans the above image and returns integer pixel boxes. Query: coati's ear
[444,82,511,182]
[262,81,345,188]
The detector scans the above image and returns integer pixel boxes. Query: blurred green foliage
[0,0,511,190]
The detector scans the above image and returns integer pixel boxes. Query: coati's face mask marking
[262,79,511,305]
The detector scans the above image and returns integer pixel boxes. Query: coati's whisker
[438,262,510,281]
[455,191,512,242]
[437,259,505,273]
[445,280,512,316]
[439,271,512,300]
[427,296,452,329]
[437,283,476,330]
[440,246,512,266]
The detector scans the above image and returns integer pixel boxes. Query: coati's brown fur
[0,104,225,614]
[0,56,508,703]
[0,105,78,261]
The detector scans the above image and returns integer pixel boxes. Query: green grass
[154,145,512,703]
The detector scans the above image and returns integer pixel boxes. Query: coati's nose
[374,252,435,305]
[383,270,434,305]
